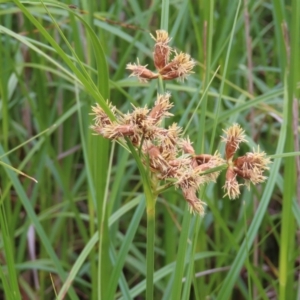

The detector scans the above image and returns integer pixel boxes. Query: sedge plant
[90,30,271,299]
[2,1,298,299]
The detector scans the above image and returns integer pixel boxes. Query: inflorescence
[91,30,271,215]
[126,30,195,82]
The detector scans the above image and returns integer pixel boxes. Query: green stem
[126,140,157,300]
[170,209,192,300]
[146,198,156,300]
[160,0,169,31]
[157,76,165,94]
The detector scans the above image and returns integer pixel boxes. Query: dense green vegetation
[0,0,299,299]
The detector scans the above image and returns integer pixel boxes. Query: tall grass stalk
[279,0,300,299]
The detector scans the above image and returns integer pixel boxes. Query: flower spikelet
[148,93,173,125]
[150,30,172,70]
[126,60,158,82]
[127,106,149,126]
[90,102,118,136]
[175,167,206,189]
[182,187,206,215]
[144,143,170,174]
[193,152,225,183]
[157,123,181,151]
[221,123,247,160]
[223,167,241,199]
[91,102,115,127]
[179,137,195,155]
[234,147,271,185]
[160,52,196,81]
[130,106,160,140]
[100,123,135,139]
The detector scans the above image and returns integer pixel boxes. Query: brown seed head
[193,152,225,183]
[128,106,149,125]
[120,106,157,140]
[99,123,136,139]
[234,147,271,185]
[223,167,240,199]
[157,123,181,150]
[194,154,214,165]
[90,102,115,127]
[221,123,247,160]
[148,93,173,125]
[144,143,170,173]
[160,52,195,81]
[126,60,158,82]
[179,137,195,155]
[175,166,207,190]
[182,187,206,215]
[150,30,172,70]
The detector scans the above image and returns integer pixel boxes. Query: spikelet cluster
[221,124,271,199]
[91,30,272,215]
[91,93,224,215]
[126,30,195,82]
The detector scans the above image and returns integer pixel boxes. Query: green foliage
[0,0,299,299]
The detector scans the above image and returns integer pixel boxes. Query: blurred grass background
[0,0,299,299]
